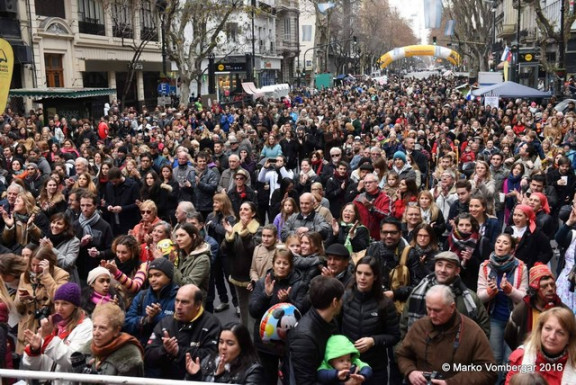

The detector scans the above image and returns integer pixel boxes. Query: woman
[37,177,67,218]
[417,190,446,240]
[555,205,576,310]
[478,234,528,368]
[506,307,576,385]
[260,134,282,159]
[468,194,500,250]
[72,172,98,195]
[140,170,178,223]
[280,129,299,170]
[470,160,496,214]
[407,223,440,284]
[221,202,261,329]
[393,178,418,219]
[80,266,124,316]
[401,205,423,243]
[547,156,576,210]
[273,197,298,240]
[173,223,211,296]
[340,256,400,385]
[185,323,264,384]
[9,159,27,179]
[296,231,326,285]
[21,283,93,384]
[14,246,69,353]
[296,158,318,194]
[528,192,555,238]
[325,203,370,253]
[39,213,80,284]
[139,221,172,262]
[503,163,525,224]
[310,151,325,175]
[159,165,180,223]
[505,205,553,269]
[249,249,308,384]
[1,191,46,253]
[101,235,144,297]
[82,303,144,376]
[60,139,80,159]
[131,200,161,245]
[446,213,490,291]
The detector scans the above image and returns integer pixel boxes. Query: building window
[141,0,158,41]
[45,54,64,88]
[226,22,238,43]
[35,0,65,18]
[302,25,312,42]
[284,18,290,41]
[78,0,105,35]
[112,0,133,38]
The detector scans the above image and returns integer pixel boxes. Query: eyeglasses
[141,210,152,214]
[381,230,400,236]
[331,154,341,158]
[311,188,322,191]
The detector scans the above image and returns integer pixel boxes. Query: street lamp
[514,0,521,82]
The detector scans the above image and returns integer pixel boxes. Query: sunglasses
[141,210,152,214]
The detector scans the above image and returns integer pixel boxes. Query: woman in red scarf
[528,192,555,238]
[446,213,490,291]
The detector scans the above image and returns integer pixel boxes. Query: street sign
[157,82,169,94]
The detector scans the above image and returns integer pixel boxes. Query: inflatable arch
[378,45,461,68]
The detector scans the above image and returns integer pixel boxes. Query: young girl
[383,171,399,200]
[284,234,301,256]
[273,198,299,240]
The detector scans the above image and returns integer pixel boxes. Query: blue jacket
[123,281,179,345]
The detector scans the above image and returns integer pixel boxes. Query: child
[383,171,399,200]
[318,335,372,384]
[273,198,299,240]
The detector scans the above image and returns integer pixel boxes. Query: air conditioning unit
[0,0,17,14]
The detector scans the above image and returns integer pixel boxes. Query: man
[23,163,47,198]
[346,162,373,202]
[353,173,391,240]
[73,191,114,284]
[173,201,196,234]
[430,169,457,222]
[218,154,251,192]
[193,151,219,220]
[321,243,353,287]
[504,263,570,350]
[257,155,294,205]
[447,180,472,227]
[320,147,343,184]
[397,285,497,385]
[103,167,141,236]
[366,217,410,300]
[281,193,331,241]
[138,152,155,175]
[226,135,241,156]
[391,151,417,182]
[227,168,257,218]
[325,161,350,219]
[0,183,23,250]
[173,150,196,202]
[149,141,169,171]
[400,136,429,184]
[144,284,221,379]
[400,251,490,338]
[212,139,229,172]
[27,147,51,176]
[286,276,353,385]
[64,188,81,222]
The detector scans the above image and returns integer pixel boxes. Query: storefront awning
[9,88,116,99]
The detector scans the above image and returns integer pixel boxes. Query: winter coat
[353,190,391,240]
[193,168,219,212]
[103,177,141,235]
[186,355,265,384]
[21,315,93,385]
[506,343,576,385]
[72,216,114,281]
[53,236,80,284]
[397,312,497,385]
[222,220,262,286]
[174,242,211,298]
[81,337,144,377]
[503,226,553,269]
[317,335,373,384]
[124,282,178,346]
[249,244,276,283]
[280,211,331,242]
[340,288,400,371]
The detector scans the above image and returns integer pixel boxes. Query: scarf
[90,291,113,306]
[448,229,479,259]
[115,255,140,277]
[506,172,522,193]
[311,159,323,175]
[91,332,144,362]
[406,274,478,329]
[13,212,30,224]
[488,252,518,283]
[47,231,72,248]
[79,212,101,236]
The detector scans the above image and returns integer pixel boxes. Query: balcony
[79,17,105,36]
[276,0,298,12]
[498,23,516,38]
[113,23,133,38]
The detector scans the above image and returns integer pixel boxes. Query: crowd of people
[0,75,576,384]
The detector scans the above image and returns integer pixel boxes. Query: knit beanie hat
[148,258,174,280]
[87,267,112,287]
[54,283,81,307]
[393,151,407,162]
[529,262,553,290]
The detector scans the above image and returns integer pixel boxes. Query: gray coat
[54,236,80,284]
[280,211,331,241]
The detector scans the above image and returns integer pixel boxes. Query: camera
[70,352,98,374]
[34,307,51,321]
[423,371,442,385]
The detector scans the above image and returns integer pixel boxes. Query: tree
[162,0,245,106]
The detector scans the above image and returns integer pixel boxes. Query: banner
[444,20,455,36]
[424,0,443,29]
[0,39,14,114]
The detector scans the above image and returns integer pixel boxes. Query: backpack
[389,245,411,314]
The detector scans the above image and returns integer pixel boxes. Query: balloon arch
[378,45,461,68]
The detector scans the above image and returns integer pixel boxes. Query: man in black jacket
[103,167,141,236]
[285,276,351,385]
[144,284,221,379]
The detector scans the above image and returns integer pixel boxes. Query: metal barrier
[0,368,237,385]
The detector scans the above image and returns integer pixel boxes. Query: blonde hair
[140,200,158,216]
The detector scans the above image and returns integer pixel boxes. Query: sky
[388,0,428,44]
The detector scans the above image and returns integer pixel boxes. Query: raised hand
[264,273,275,297]
[185,352,201,375]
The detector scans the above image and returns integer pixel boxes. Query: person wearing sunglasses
[130,200,161,246]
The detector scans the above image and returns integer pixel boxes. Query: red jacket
[354,190,391,240]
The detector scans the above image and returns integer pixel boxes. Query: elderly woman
[80,302,144,376]
[185,323,263,384]
[506,307,576,385]
[15,247,69,353]
[21,283,93,384]
[131,200,161,246]
[1,191,47,252]
[39,213,80,284]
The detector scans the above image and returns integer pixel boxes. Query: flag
[424,0,443,29]
[500,46,511,62]
[318,2,335,13]
[466,89,473,101]
[0,39,14,114]
[444,20,455,36]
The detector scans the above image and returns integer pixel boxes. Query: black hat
[359,163,374,172]
[148,258,174,280]
[118,146,129,154]
[325,244,350,259]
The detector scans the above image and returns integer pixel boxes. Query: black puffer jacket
[340,288,400,371]
[186,355,264,384]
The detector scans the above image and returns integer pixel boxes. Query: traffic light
[519,52,535,63]
[432,36,437,45]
